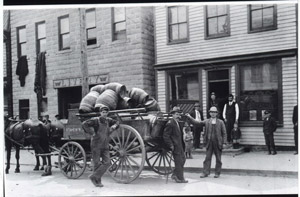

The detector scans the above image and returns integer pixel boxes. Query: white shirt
[195,110,202,121]
[222,101,239,120]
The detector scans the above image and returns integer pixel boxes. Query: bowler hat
[264,110,271,115]
[170,106,182,114]
[194,103,200,107]
[211,92,216,96]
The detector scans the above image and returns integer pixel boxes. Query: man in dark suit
[163,106,188,183]
[293,105,298,155]
[263,110,277,155]
[189,103,204,149]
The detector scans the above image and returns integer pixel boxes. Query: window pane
[217,5,227,16]
[251,4,262,10]
[19,28,26,42]
[115,31,126,40]
[263,7,274,27]
[20,43,26,56]
[218,16,227,33]
[115,22,126,32]
[208,18,217,35]
[169,7,178,24]
[114,7,125,22]
[86,10,96,28]
[170,25,179,41]
[37,23,46,39]
[60,17,69,34]
[87,28,96,39]
[178,6,187,23]
[171,72,199,100]
[39,39,46,52]
[251,10,262,29]
[179,23,187,39]
[263,4,273,8]
[207,5,217,17]
[62,34,70,49]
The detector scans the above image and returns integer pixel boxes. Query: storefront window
[239,60,281,123]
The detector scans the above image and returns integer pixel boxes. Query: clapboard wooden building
[154,3,298,146]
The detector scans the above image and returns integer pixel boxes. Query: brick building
[6,7,155,120]
[154,3,298,146]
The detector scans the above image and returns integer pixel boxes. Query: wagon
[56,107,184,184]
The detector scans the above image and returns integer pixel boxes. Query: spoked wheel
[145,142,174,175]
[58,141,87,179]
[108,124,146,184]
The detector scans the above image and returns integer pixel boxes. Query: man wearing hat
[263,110,277,155]
[186,106,227,178]
[163,106,188,183]
[189,103,204,149]
[82,106,120,187]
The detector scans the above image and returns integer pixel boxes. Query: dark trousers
[203,140,222,176]
[225,117,235,143]
[172,152,186,180]
[193,126,202,148]
[294,125,298,152]
[264,133,276,153]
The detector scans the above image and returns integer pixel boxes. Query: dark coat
[202,118,227,150]
[190,109,204,131]
[16,56,29,87]
[263,117,277,134]
[163,118,185,154]
[293,105,298,126]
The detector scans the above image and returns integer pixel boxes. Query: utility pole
[79,8,89,97]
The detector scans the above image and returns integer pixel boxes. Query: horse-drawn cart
[57,107,183,184]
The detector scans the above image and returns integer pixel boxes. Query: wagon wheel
[145,142,175,175]
[108,124,146,184]
[58,141,87,179]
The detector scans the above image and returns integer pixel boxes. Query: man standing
[82,106,119,187]
[163,106,188,183]
[292,105,298,155]
[263,110,277,155]
[189,103,204,149]
[222,94,239,143]
[186,106,227,178]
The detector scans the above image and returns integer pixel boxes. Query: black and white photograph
[2,1,298,196]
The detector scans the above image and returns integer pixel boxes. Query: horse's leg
[32,143,44,171]
[33,155,40,171]
[14,145,20,173]
[5,139,12,174]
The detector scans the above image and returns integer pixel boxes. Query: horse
[5,117,53,176]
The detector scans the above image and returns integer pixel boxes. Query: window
[86,9,97,45]
[112,7,126,41]
[248,4,277,33]
[239,59,282,124]
[167,6,188,43]
[58,15,70,50]
[19,99,29,119]
[205,5,230,39]
[17,26,26,57]
[36,22,46,53]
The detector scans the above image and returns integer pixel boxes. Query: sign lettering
[53,74,109,88]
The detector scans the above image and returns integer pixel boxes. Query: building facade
[154,4,298,146]
[7,7,155,120]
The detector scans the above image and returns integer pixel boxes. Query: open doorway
[58,86,82,119]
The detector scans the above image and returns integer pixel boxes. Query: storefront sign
[53,74,109,88]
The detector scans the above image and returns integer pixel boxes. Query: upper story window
[36,22,46,53]
[167,6,188,44]
[205,5,230,39]
[58,15,70,50]
[86,9,97,45]
[112,7,126,41]
[248,4,277,33]
[17,26,26,57]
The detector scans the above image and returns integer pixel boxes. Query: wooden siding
[157,70,167,112]
[155,4,297,65]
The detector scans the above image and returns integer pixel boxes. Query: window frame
[166,6,189,44]
[247,4,278,33]
[112,7,126,41]
[204,5,231,39]
[86,8,97,46]
[58,15,70,51]
[17,26,26,58]
[35,21,46,54]
[19,99,30,120]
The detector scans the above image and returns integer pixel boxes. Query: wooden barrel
[104,82,127,98]
[90,84,105,94]
[117,96,134,109]
[95,89,118,111]
[143,98,160,112]
[128,87,149,105]
[79,91,100,113]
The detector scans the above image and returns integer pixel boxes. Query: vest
[225,102,236,119]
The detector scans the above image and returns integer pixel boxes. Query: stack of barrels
[79,82,160,113]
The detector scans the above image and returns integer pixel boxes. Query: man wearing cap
[189,103,204,149]
[222,94,239,144]
[263,110,277,155]
[82,106,119,187]
[186,106,227,178]
[163,106,188,183]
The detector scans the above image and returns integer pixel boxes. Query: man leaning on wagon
[82,106,119,187]
[163,106,188,183]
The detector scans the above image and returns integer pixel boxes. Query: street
[4,162,297,196]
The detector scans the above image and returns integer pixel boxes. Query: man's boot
[42,165,52,176]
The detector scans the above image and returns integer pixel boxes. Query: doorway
[58,86,82,119]
[207,69,230,117]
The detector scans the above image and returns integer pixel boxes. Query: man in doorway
[189,103,204,149]
[292,105,298,155]
[186,106,227,178]
[163,106,188,183]
[222,94,239,144]
[208,92,219,118]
